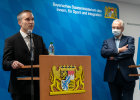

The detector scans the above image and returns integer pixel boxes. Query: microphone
[27,30,32,34]
[28,29,34,100]
[27,30,33,38]
[27,30,34,61]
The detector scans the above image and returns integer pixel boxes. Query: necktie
[25,35,34,51]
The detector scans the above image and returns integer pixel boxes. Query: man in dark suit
[101,19,139,100]
[3,10,48,100]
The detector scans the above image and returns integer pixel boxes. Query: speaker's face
[19,12,34,33]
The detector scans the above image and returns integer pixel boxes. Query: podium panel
[39,55,92,100]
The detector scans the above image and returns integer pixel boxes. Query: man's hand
[118,44,128,53]
[11,61,24,69]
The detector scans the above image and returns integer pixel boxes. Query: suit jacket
[3,32,48,94]
[101,35,138,82]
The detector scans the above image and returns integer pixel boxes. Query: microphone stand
[29,33,34,100]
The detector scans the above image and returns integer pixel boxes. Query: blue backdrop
[137,37,140,65]
[0,0,119,100]
[137,37,140,90]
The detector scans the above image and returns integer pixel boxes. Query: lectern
[39,55,92,100]
[129,65,140,76]
[17,55,92,100]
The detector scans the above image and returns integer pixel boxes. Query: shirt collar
[20,30,28,39]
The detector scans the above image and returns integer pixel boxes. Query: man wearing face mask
[101,19,138,100]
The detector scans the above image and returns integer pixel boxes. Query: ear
[18,20,22,27]
[121,27,124,32]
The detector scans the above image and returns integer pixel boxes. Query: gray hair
[17,10,33,21]
[112,19,124,27]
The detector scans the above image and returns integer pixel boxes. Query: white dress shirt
[20,30,33,50]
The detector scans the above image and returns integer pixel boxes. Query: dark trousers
[11,87,40,100]
[12,94,31,100]
[11,81,40,100]
[11,93,39,100]
[108,69,135,100]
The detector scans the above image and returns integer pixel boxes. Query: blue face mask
[112,29,121,37]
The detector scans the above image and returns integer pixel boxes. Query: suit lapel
[119,35,126,48]
[17,32,30,54]
[111,37,117,49]
[32,34,39,56]
[32,34,38,50]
